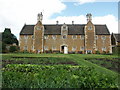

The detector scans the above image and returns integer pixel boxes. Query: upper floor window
[72,35,77,39]
[63,26,66,29]
[61,23,68,35]
[101,36,106,40]
[88,26,92,30]
[80,35,84,40]
[95,35,98,40]
[52,35,57,40]
[44,46,48,50]
[44,35,48,39]
[63,35,67,39]
[24,35,28,39]
[31,35,34,39]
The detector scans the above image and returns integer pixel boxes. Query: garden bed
[2,57,78,67]
[84,58,120,73]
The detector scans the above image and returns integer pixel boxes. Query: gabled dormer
[34,12,44,31]
[61,23,68,35]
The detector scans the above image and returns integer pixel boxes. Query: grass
[1,53,120,88]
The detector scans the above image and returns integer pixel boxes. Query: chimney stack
[72,21,74,25]
[56,21,59,25]
[86,13,92,22]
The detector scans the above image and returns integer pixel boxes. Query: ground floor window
[86,50,92,54]
[80,46,84,51]
[72,46,77,51]
[44,46,48,50]
[24,46,27,51]
[52,46,56,50]
[102,47,106,51]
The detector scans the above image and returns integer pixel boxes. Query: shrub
[95,50,100,54]
[102,51,106,55]
[77,51,83,54]
[9,46,17,52]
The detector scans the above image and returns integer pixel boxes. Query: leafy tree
[2,28,18,45]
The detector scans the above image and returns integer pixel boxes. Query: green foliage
[95,50,100,54]
[2,64,118,88]
[9,46,18,52]
[2,28,18,45]
[112,46,120,55]
[102,51,106,54]
[1,42,7,53]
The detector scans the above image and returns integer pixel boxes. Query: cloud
[74,0,96,5]
[47,14,118,33]
[0,0,66,38]
[93,15,118,33]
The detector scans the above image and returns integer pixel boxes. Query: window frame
[72,35,77,39]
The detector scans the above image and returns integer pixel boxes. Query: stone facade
[19,13,112,54]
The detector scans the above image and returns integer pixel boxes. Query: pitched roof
[113,33,120,42]
[20,24,110,35]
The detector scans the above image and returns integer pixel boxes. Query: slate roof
[113,33,120,42]
[20,24,110,35]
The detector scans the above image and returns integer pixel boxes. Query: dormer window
[61,23,68,35]
[88,26,92,30]
[63,26,66,29]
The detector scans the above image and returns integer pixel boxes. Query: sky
[0,0,119,39]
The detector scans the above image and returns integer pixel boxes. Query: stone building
[19,13,112,54]
[111,33,120,46]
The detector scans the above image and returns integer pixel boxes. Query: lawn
[1,53,120,88]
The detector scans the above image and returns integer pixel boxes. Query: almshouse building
[19,13,112,54]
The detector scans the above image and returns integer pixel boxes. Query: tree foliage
[2,28,18,45]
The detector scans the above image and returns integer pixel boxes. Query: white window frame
[44,46,48,50]
[95,35,98,40]
[88,26,92,30]
[31,35,34,39]
[24,46,27,51]
[52,35,57,40]
[62,35,67,39]
[44,35,49,39]
[80,46,84,51]
[80,35,84,40]
[52,46,56,50]
[31,46,34,50]
[101,36,106,40]
[24,35,28,39]
[72,35,77,39]
[102,47,106,51]
[72,46,77,51]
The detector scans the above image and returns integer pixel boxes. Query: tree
[2,28,18,45]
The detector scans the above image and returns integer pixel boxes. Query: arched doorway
[60,45,68,54]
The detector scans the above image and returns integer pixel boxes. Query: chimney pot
[72,21,74,25]
[56,21,59,25]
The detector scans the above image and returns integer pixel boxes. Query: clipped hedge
[2,64,118,88]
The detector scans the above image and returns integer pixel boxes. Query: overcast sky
[0,0,119,39]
